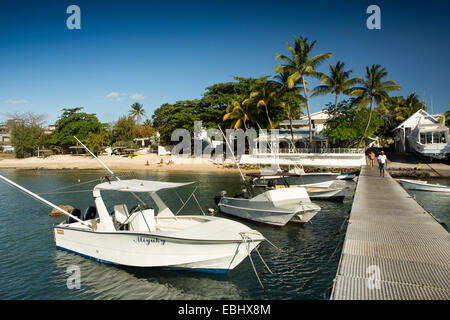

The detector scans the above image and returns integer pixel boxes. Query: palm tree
[350,64,401,147]
[270,71,306,148]
[275,36,332,145]
[445,107,450,127]
[311,61,358,111]
[394,93,426,122]
[223,100,250,130]
[244,82,281,129]
[129,102,146,124]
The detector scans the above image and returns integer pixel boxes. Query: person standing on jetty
[369,150,376,168]
[377,150,388,177]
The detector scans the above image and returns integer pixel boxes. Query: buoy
[418,163,421,170]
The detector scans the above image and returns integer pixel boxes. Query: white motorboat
[0,175,265,274]
[398,179,450,193]
[305,187,347,202]
[247,172,339,188]
[336,173,357,181]
[216,187,321,226]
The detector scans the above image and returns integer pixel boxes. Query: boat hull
[53,221,262,273]
[218,197,298,226]
[398,179,450,193]
[306,188,347,202]
[251,173,338,188]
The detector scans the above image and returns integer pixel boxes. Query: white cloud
[130,93,145,100]
[102,92,146,101]
[105,92,127,101]
[5,99,28,104]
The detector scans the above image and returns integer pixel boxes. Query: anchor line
[240,232,264,290]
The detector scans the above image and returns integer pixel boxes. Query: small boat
[305,187,347,202]
[398,179,450,193]
[247,172,339,188]
[336,173,357,181]
[0,175,266,274]
[215,187,321,226]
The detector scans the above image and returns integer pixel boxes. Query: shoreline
[1,154,449,178]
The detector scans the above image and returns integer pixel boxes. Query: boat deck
[331,165,450,299]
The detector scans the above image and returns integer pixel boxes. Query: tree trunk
[301,76,312,147]
[264,104,273,129]
[360,98,373,149]
[287,103,297,152]
[334,93,339,112]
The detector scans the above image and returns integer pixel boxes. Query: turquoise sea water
[0,169,447,300]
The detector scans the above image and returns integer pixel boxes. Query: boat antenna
[0,174,91,228]
[218,126,253,197]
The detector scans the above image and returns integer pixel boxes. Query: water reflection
[53,250,242,300]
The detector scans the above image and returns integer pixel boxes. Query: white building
[393,109,449,159]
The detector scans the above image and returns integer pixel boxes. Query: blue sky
[0,0,449,125]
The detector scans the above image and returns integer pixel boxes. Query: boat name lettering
[135,236,165,246]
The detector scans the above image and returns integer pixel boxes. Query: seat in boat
[114,204,129,224]
[66,208,81,224]
[83,206,97,221]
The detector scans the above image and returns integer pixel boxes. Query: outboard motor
[234,189,249,199]
[214,190,227,205]
[83,206,97,221]
[66,208,81,224]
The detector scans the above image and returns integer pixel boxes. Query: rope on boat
[240,232,264,289]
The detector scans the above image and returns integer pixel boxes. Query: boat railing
[268,148,365,154]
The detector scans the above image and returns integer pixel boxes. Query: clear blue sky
[0,0,449,125]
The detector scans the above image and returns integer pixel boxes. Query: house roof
[392,109,439,131]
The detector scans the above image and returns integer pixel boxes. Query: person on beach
[377,150,387,177]
[369,151,375,169]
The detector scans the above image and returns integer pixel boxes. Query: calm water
[6,169,446,300]
[401,178,450,228]
[0,169,355,300]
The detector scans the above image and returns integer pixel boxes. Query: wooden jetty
[331,165,450,299]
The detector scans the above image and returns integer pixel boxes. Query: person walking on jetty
[377,150,388,177]
[369,151,376,169]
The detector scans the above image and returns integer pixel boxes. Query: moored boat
[398,179,450,193]
[216,187,321,226]
[305,187,347,202]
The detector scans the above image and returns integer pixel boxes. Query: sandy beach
[0,154,243,173]
[1,153,449,177]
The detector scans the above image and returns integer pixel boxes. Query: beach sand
[0,154,242,172]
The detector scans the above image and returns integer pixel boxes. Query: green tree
[10,121,43,158]
[323,99,384,148]
[129,102,146,124]
[394,93,426,122]
[350,64,401,147]
[311,61,357,111]
[83,131,111,155]
[276,36,332,145]
[49,108,107,148]
[223,99,250,130]
[113,115,137,143]
[270,71,306,146]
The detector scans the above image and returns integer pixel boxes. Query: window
[420,133,426,144]
[433,132,440,144]
[426,132,432,144]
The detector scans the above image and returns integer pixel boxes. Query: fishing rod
[0,174,91,228]
[218,126,254,197]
